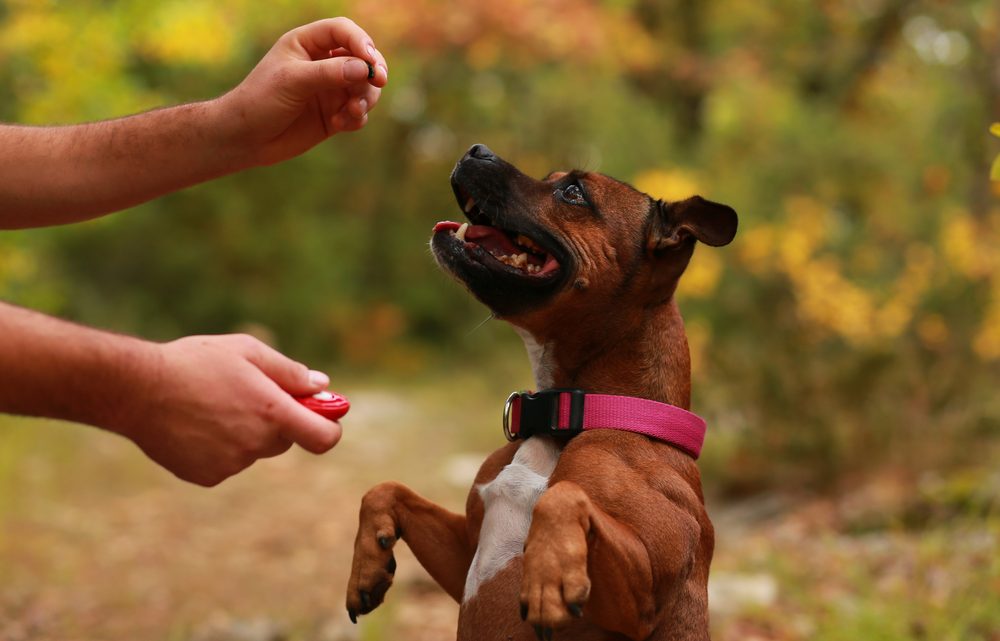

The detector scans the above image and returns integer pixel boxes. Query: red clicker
[297,390,350,420]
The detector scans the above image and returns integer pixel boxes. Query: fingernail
[358,98,368,114]
[379,63,388,80]
[345,59,369,81]
[308,370,329,387]
[367,43,377,61]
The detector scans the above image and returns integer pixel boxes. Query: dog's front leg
[520,462,703,640]
[345,481,472,621]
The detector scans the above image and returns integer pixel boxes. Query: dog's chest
[463,437,561,602]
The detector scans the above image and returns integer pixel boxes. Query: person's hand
[214,17,388,167]
[119,334,342,486]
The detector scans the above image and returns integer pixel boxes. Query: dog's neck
[514,299,692,409]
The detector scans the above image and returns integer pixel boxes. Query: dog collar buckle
[503,389,586,442]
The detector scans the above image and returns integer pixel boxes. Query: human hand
[214,17,388,167]
[120,334,342,486]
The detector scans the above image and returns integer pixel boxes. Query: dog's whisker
[466,313,496,336]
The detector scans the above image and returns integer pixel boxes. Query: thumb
[242,341,329,396]
[289,57,371,95]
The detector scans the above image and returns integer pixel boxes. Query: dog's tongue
[433,220,560,276]
[433,221,520,255]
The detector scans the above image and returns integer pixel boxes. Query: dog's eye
[558,183,588,206]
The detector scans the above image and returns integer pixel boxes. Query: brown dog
[345,144,737,640]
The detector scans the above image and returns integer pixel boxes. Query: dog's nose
[466,144,497,162]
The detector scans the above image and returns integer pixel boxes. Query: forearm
[0,99,245,229]
[0,301,160,432]
[0,18,387,230]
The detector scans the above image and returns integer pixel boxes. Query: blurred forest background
[1,0,998,640]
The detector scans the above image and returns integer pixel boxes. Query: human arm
[0,301,342,486]
[0,17,388,229]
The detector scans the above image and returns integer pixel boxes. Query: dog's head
[431,145,737,329]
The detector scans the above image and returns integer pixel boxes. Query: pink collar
[503,389,706,459]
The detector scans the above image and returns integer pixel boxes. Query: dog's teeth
[516,234,540,251]
[455,222,469,242]
[464,197,476,213]
[515,253,528,267]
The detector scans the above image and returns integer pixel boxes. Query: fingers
[281,403,344,454]
[345,99,368,121]
[222,335,342,455]
[286,54,382,131]
[318,47,388,87]
[288,17,388,84]
[254,385,343,455]
[258,436,294,459]
[290,17,371,59]
[332,79,381,127]
[344,84,381,120]
[332,112,368,133]
[231,337,343,452]
[236,335,328,396]
[288,56,381,99]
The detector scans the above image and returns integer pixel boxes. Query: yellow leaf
[991,154,1000,182]
[633,169,702,202]
[990,123,1000,138]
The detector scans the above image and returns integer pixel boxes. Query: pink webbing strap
[556,392,706,459]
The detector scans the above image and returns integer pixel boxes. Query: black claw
[348,608,357,624]
[360,590,372,610]
[386,555,397,574]
[520,603,528,621]
[568,603,583,618]
[378,535,392,549]
[534,625,544,641]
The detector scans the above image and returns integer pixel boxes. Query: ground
[1,380,997,641]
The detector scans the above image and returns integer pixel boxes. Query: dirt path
[2,386,997,641]
[0,388,473,641]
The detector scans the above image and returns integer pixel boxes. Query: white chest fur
[463,437,561,601]
[514,327,555,389]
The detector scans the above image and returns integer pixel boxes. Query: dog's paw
[345,483,403,622]
[518,483,592,634]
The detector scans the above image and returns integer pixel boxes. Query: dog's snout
[466,144,497,162]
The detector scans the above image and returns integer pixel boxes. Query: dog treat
[297,390,350,420]
[366,62,375,80]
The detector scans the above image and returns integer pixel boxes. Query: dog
[345,144,737,640]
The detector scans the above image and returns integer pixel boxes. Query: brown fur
[345,147,736,640]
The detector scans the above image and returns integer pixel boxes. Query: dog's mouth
[432,186,562,281]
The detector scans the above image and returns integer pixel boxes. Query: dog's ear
[647,196,738,252]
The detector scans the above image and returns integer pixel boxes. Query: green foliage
[1,0,999,494]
